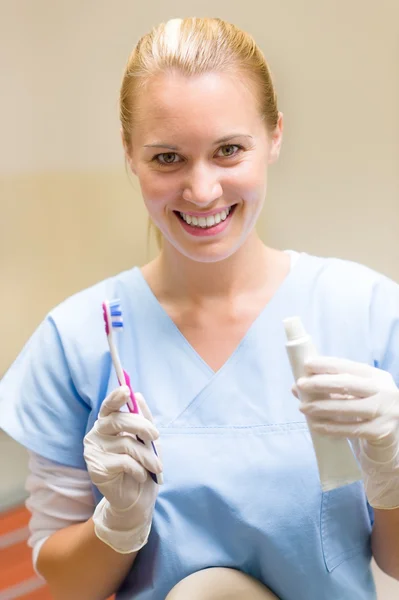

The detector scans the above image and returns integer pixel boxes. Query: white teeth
[206,215,215,227]
[179,206,233,228]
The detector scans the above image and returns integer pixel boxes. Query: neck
[151,232,278,303]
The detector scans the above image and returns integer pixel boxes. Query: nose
[182,163,223,206]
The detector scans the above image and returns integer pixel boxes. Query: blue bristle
[108,299,123,329]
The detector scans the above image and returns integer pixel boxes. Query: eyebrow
[143,134,253,151]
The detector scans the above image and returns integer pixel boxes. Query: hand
[293,357,399,509]
[84,386,163,552]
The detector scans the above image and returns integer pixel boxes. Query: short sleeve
[0,315,91,469]
[369,273,399,385]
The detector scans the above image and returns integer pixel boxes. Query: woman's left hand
[294,357,399,509]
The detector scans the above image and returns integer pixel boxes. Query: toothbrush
[102,299,163,485]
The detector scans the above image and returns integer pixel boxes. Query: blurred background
[0,0,398,598]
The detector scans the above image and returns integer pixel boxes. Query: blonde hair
[119,17,279,249]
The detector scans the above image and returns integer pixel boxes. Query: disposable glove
[84,386,163,552]
[294,357,399,509]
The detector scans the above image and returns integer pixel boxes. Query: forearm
[371,507,399,580]
[37,518,138,600]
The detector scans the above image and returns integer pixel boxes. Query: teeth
[179,207,232,228]
[206,215,215,227]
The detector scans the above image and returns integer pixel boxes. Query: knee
[166,567,279,599]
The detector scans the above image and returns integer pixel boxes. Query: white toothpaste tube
[283,316,362,492]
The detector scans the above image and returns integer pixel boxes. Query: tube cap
[283,316,307,341]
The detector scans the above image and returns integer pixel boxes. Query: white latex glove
[83,386,163,553]
[294,357,399,509]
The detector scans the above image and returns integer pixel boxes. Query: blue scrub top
[2,252,399,599]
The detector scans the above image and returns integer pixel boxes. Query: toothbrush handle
[121,370,160,485]
[120,370,140,413]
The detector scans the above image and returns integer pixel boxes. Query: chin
[158,213,255,263]
[171,237,246,264]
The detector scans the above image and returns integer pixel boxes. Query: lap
[166,568,279,600]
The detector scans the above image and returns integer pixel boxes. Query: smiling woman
[119,18,281,258]
[122,69,282,263]
[1,14,399,600]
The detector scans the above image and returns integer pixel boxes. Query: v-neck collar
[132,251,306,376]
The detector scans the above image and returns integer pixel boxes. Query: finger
[309,417,393,441]
[86,447,148,484]
[135,392,155,423]
[291,384,300,399]
[304,357,373,378]
[106,452,149,483]
[299,395,382,421]
[297,373,379,399]
[96,412,159,441]
[110,436,163,475]
[100,386,131,417]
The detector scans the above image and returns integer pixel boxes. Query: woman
[1,16,399,600]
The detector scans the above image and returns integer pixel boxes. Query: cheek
[139,172,177,209]
[228,161,267,202]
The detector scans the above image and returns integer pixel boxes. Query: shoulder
[297,252,399,304]
[35,267,145,404]
[48,267,142,343]
[297,252,399,361]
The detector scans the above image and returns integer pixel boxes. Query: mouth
[174,204,237,230]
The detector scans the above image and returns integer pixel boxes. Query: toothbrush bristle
[109,299,124,329]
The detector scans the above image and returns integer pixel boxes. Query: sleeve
[363,272,399,525]
[25,451,94,575]
[369,273,399,385]
[0,314,91,469]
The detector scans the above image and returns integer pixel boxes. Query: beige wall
[1,1,399,597]
[1,0,398,372]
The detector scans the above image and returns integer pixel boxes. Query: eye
[153,152,181,166]
[216,144,243,158]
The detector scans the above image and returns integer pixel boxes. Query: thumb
[99,386,131,417]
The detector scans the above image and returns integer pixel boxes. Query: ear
[268,111,284,164]
[120,127,137,175]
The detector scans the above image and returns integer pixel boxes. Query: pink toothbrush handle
[120,370,140,414]
[119,370,159,484]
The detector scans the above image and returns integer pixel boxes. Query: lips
[174,204,237,237]
[178,205,236,219]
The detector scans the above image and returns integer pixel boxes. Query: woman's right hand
[83,386,163,553]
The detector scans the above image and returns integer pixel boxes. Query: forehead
[132,71,263,142]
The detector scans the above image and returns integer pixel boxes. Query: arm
[25,452,138,600]
[372,508,399,580]
[296,356,399,580]
[37,520,138,600]
[26,389,162,598]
